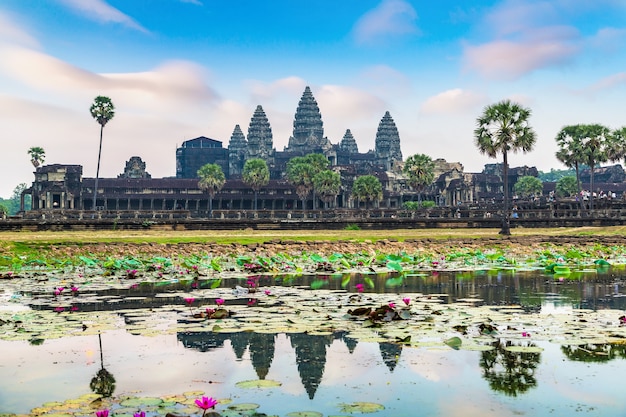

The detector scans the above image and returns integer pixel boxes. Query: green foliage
[344,224,360,230]
[28,146,46,168]
[514,176,543,197]
[197,163,226,196]
[403,153,435,192]
[403,200,436,210]
[556,176,578,197]
[312,169,341,206]
[352,175,382,208]
[0,203,8,216]
[537,168,579,182]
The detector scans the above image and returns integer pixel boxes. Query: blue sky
[1,0,626,198]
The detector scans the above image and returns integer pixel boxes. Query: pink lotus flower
[388,302,396,309]
[133,412,145,417]
[195,396,218,413]
[522,332,531,337]
[130,283,139,289]
[54,307,65,313]
[70,306,79,312]
[54,287,65,296]
[402,297,411,306]
[216,298,225,306]
[205,307,215,316]
[247,298,258,306]
[191,281,199,289]
[95,410,109,417]
[355,283,364,293]
[264,289,271,295]
[184,297,195,306]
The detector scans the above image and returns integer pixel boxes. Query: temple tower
[246,105,274,161]
[375,111,402,170]
[339,129,359,154]
[286,86,331,153]
[228,124,247,177]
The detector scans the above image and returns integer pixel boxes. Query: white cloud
[358,65,412,98]
[420,88,487,114]
[352,0,418,45]
[179,0,203,5]
[57,0,148,32]
[0,11,39,48]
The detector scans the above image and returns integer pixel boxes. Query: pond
[2,268,626,417]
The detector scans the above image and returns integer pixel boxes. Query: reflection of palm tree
[90,333,116,397]
[561,343,626,363]
[379,342,402,372]
[479,339,540,396]
[249,333,276,380]
[289,333,333,399]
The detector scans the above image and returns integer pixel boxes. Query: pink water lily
[205,307,215,317]
[216,298,225,306]
[195,396,218,414]
[133,412,145,417]
[388,302,396,309]
[522,332,531,337]
[355,283,364,293]
[402,297,411,306]
[264,289,271,295]
[184,297,195,305]
[95,410,109,417]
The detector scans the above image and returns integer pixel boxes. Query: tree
[312,169,341,208]
[286,157,316,210]
[578,124,613,210]
[27,147,45,168]
[286,154,329,210]
[242,158,269,211]
[555,125,587,206]
[513,176,543,198]
[89,96,115,210]
[556,176,578,198]
[352,175,382,209]
[474,100,536,235]
[403,153,435,202]
[197,163,225,217]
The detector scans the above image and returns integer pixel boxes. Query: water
[2,269,626,416]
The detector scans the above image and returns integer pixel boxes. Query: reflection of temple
[379,342,403,372]
[176,330,364,399]
[22,86,543,212]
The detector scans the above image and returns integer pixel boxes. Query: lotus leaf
[338,402,385,413]
[235,379,282,389]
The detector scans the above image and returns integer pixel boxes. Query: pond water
[2,269,626,416]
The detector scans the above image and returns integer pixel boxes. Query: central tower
[286,86,331,153]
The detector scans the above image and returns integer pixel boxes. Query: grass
[0,226,624,247]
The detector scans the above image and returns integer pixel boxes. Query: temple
[22,86,550,213]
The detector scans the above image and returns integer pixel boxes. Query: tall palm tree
[312,169,341,208]
[578,124,612,210]
[242,158,269,211]
[555,125,586,205]
[27,146,45,168]
[403,153,435,203]
[197,163,226,217]
[89,96,115,210]
[352,175,382,209]
[474,100,536,235]
[286,159,316,210]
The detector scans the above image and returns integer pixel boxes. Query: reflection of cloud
[420,89,487,115]
[57,0,147,32]
[352,0,418,45]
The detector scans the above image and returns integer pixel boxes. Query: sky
[2,0,626,198]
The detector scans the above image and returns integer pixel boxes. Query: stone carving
[119,156,150,179]
[246,105,274,160]
[375,111,402,170]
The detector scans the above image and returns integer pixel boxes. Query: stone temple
[21,86,549,213]
[176,86,403,180]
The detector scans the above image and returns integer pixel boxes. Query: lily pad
[235,379,282,389]
[227,403,260,411]
[286,412,323,417]
[338,402,385,413]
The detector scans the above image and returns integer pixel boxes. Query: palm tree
[352,175,382,209]
[474,100,536,235]
[27,147,45,168]
[312,169,341,208]
[89,96,115,210]
[242,158,269,211]
[577,124,612,210]
[555,125,587,207]
[286,160,315,210]
[197,163,226,217]
[403,153,435,203]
